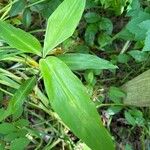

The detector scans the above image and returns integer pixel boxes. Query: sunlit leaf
[58,53,117,70]
[43,0,86,57]
[0,20,41,56]
[40,56,114,150]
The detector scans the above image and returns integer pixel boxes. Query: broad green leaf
[0,20,42,56]
[58,53,117,70]
[40,57,114,150]
[128,50,148,62]
[122,69,150,107]
[43,0,86,57]
[118,11,150,41]
[10,137,30,150]
[0,77,36,121]
[139,20,150,31]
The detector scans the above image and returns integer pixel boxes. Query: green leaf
[4,129,28,142]
[122,69,150,107]
[139,20,150,31]
[143,30,150,52]
[84,12,100,23]
[124,111,136,126]
[22,8,32,28]
[0,49,21,61]
[126,11,150,40]
[9,0,26,17]
[0,77,36,121]
[10,137,30,150]
[58,53,117,70]
[128,50,148,62]
[98,33,112,47]
[117,54,131,64]
[99,17,113,35]
[43,0,86,57]
[0,74,20,89]
[0,20,42,56]
[0,123,17,134]
[108,86,126,103]
[84,24,98,46]
[39,56,114,150]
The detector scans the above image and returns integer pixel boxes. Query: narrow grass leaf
[0,77,36,121]
[40,57,114,150]
[58,53,117,70]
[0,20,42,56]
[0,74,20,89]
[43,0,86,57]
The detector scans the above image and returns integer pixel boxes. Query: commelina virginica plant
[0,0,118,149]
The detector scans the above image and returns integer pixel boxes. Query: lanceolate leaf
[122,69,150,107]
[43,0,86,57]
[0,20,42,56]
[58,53,117,70]
[0,77,36,121]
[40,57,114,150]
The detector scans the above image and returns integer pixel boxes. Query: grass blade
[0,77,36,121]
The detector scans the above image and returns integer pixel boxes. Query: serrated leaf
[43,0,86,57]
[0,77,36,121]
[122,69,150,107]
[58,53,117,70]
[0,20,41,56]
[39,57,114,150]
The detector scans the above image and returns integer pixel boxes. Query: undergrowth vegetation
[0,0,150,150]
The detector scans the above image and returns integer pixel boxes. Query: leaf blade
[122,69,150,107]
[0,20,42,56]
[0,77,36,121]
[58,53,117,70]
[40,57,114,150]
[43,0,86,57]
